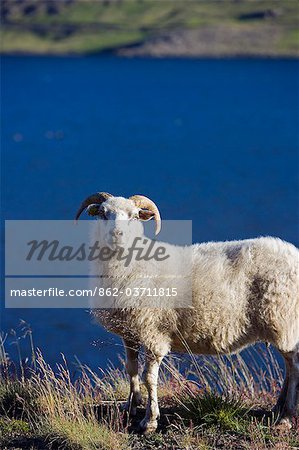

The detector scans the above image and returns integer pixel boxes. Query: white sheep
[76,192,299,433]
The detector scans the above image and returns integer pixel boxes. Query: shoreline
[1,49,298,59]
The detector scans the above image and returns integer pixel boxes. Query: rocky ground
[116,24,295,58]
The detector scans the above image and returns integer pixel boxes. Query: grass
[44,418,128,450]
[1,0,298,56]
[0,327,298,449]
[0,28,144,54]
[182,393,250,433]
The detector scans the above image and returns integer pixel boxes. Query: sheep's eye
[127,211,136,220]
[98,208,108,220]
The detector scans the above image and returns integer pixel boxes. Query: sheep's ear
[138,209,155,221]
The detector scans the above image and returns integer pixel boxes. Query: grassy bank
[0,331,298,449]
[1,0,298,56]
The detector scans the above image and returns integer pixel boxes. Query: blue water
[1,56,298,374]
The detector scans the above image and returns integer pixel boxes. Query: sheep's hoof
[275,416,293,431]
[139,418,158,434]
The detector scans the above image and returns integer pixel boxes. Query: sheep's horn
[75,192,112,221]
[129,195,161,235]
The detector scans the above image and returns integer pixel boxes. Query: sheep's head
[75,193,161,248]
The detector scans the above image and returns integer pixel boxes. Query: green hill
[1,0,298,56]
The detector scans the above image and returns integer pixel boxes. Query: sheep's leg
[139,354,163,433]
[273,356,290,415]
[278,348,299,427]
[123,340,142,416]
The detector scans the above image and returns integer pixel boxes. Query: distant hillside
[1,0,298,57]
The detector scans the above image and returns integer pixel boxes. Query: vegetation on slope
[0,326,298,449]
[1,0,298,56]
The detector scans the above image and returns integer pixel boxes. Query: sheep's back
[176,237,299,354]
